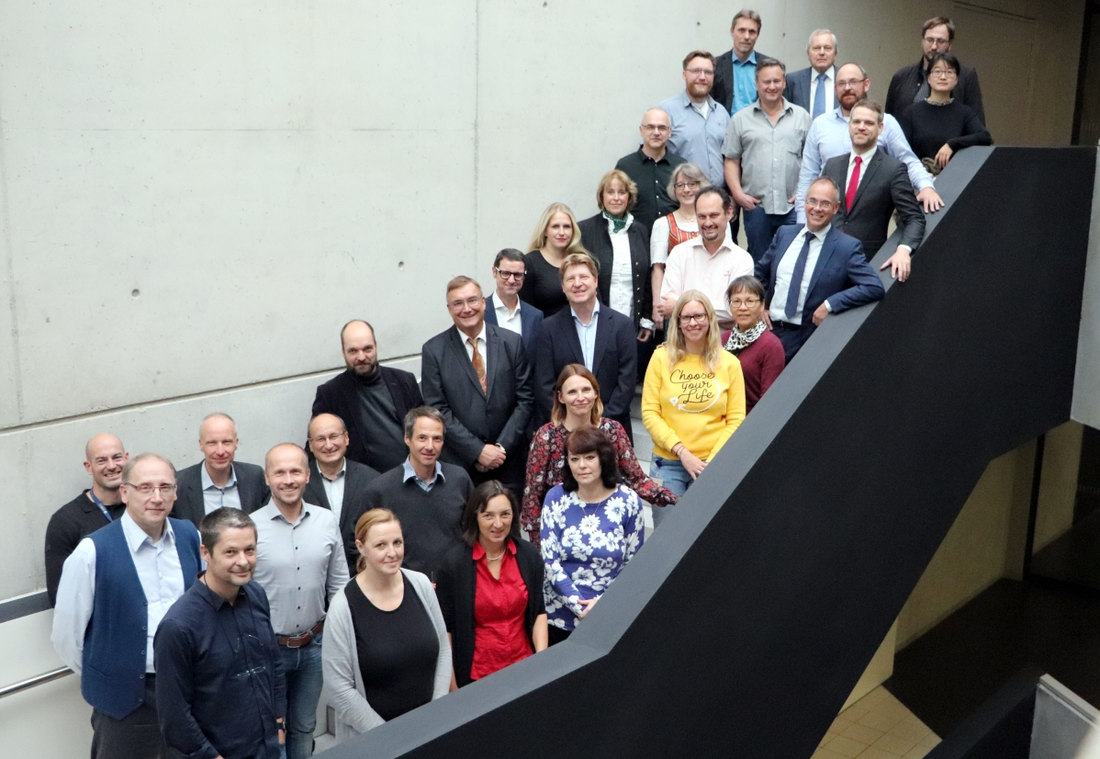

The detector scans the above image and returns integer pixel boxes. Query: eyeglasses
[686,67,715,77]
[930,68,957,79]
[448,296,484,310]
[679,313,708,324]
[805,198,837,209]
[641,123,671,132]
[923,36,951,47]
[730,298,762,307]
[493,268,526,281]
[124,483,177,496]
[309,433,346,445]
[836,78,866,89]
[674,180,701,190]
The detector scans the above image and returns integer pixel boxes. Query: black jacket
[577,213,653,331]
[302,457,381,573]
[435,539,545,687]
[885,60,985,124]
[174,461,270,526]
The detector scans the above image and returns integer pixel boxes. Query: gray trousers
[90,677,165,759]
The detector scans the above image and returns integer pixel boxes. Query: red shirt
[469,541,533,681]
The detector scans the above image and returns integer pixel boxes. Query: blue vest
[82,517,200,719]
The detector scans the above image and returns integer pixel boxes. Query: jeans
[650,457,694,529]
[278,633,324,759]
[743,206,796,261]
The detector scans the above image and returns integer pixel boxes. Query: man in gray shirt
[723,57,811,260]
[252,443,349,759]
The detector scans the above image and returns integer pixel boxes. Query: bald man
[614,107,687,231]
[44,434,130,606]
[252,443,348,759]
[174,412,270,526]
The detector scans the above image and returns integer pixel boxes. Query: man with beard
[311,320,423,472]
[886,16,985,123]
[659,187,754,330]
[795,62,944,218]
[252,444,349,759]
[659,51,729,192]
[44,433,129,606]
[155,507,286,759]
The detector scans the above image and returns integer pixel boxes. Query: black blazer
[533,304,637,435]
[173,460,270,526]
[44,491,127,606]
[311,367,423,470]
[421,324,534,487]
[302,457,380,573]
[484,294,544,356]
[821,150,926,257]
[577,214,652,331]
[885,60,985,124]
[435,539,545,687]
[712,49,771,114]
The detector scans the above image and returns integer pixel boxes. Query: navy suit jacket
[783,67,813,111]
[174,460,270,526]
[302,457,380,573]
[822,150,925,257]
[484,294,544,356]
[533,305,637,433]
[755,225,885,353]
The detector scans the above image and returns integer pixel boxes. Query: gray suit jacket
[302,457,380,573]
[420,324,534,487]
[173,460,270,527]
[822,150,926,257]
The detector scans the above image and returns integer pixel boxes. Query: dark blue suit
[485,293,544,356]
[534,305,637,438]
[755,225,885,362]
[783,67,815,112]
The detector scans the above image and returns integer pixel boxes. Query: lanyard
[87,490,113,522]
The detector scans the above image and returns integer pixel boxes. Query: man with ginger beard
[312,319,423,473]
[252,443,349,759]
[44,433,129,606]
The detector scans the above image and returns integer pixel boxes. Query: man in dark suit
[712,9,770,115]
[174,413,269,526]
[484,248,544,356]
[821,99,926,282]
[44,433,129,606]
[534,253,637,438]
[885,16,985,124]
[311,319,423,473]
[304,412,380,573]
[756,176,885,362]
[784,29,837,119]
[422,276,534,492]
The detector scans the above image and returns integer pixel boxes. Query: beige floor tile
[904,743,936,759]
[858,708,906,732]
[820,730,838,748]
[918,734,942,749]
[841,721,885,745]
[823,735,868,758]
[858,686,892,708]
[858,747,907,759]
[830,716,855,733]
[841,704,872,721]
[872,732,919,756]
[886,719,932,743]
[811,750,853,759]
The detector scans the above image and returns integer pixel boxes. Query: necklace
[485,550,505,562]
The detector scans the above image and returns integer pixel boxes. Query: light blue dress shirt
[658,91,730,188]
[200,463,241,514]
[571,300,600,370]
[732,51,760,113]
[402,458,445,492]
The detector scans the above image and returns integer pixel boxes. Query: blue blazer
[485,294,544,356]
[783,67,814,112]
[755,225,884,324]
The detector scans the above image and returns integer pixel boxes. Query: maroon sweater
[721,329,786,412]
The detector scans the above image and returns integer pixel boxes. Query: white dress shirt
[770,225,830,325]
[51,512,186,674]
[252,501,350,636]
[200,462,242,514]
[319,460,347,523]
[607,216,635,321]
[492,293,523,336]
[660,231,755,327]
[846,145,878,197]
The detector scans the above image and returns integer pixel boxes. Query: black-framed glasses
[493,268,526,281]
[679,313,708,324]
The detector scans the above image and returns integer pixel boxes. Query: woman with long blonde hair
[519,202,590,316]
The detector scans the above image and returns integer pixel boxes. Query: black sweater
[898,100,991,162]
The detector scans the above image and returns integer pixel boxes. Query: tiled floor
[813,686,940,759]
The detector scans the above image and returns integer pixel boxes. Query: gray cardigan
[321,568,451,742]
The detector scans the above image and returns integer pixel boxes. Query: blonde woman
[642,290,746,527]
[520,202,588,316]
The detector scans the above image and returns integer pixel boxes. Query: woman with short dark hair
[435,482,547,688]
[721,275,785,412]
[540,427,645,644]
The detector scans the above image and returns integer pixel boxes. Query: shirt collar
[636,146,669,164]
[678,90,717,110]
[120,510,176,552]
[570,299,600,324]
[494,296,520,319]
[471,539,517,560]
[800,225,830,244]
[693,231,735,257]
[734,50,759,66]
[402,458,445,485]
[319,459,347,482]
[200,462,237,491]
[194,575,246,610]
[254,499,314,525]
[460,324,487,345]
[849,146,877,166]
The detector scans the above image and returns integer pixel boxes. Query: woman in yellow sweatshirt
[642,290,746,528]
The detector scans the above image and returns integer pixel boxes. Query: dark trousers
[547,625,572,646]
[90,677,165,759]
[744,207,796,261]
[772,321,816,364]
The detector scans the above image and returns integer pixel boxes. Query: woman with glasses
[520,202,589,317]
[642,291,745,527]
[721,276,784,413]
[649,163,709,330]
[322,509,450,742]
[898,53,991,175]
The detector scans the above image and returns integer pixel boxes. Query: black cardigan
[435,538,545,687]
[577,213,652,330]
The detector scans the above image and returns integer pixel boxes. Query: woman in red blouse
[435,481,548,688]
[521,364,677,544]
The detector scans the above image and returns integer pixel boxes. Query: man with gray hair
[174,412,270,525]
[614,107,687,231]
[784,29,838,119]
[155,507,287,759]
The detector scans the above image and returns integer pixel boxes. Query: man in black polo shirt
[614,107,686,232]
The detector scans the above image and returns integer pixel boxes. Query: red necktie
[845,155,862,212]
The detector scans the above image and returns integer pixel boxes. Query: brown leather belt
[277,620,324,648]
